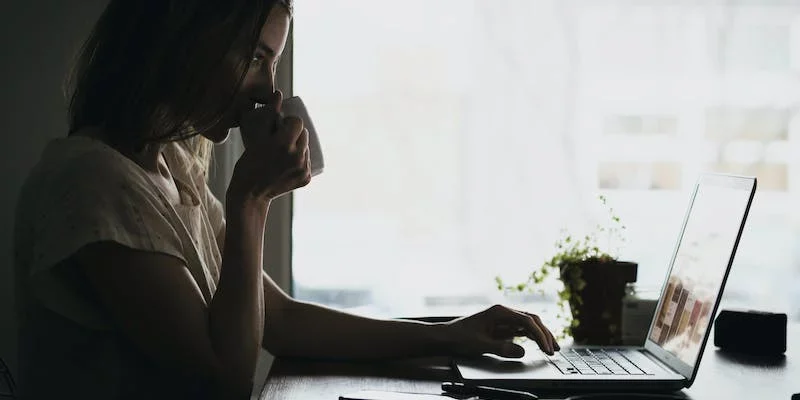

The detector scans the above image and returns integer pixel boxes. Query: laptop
[454,173,757,392]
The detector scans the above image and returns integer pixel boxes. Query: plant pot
[560,260,637,345]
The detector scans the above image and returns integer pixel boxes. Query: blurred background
[290,0,800,331]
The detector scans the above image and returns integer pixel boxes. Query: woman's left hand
[442,305,560,358]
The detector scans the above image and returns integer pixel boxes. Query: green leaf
[494,276,503,286]
[494,193,628,332]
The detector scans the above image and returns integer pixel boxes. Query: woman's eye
[249,53,278,71]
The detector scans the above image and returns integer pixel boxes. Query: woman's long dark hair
[65,0,292,173]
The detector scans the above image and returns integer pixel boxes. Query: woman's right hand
[228,90,311,205]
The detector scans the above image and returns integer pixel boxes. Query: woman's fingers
[483,339,526,359]
[294,127,310,156]
[489,305,554,355]
[525,311,560,351]
[277,115,304,146]
[516,311,555,355]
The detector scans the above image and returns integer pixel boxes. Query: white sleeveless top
[14,135,225,399]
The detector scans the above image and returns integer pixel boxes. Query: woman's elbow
[261,324,291,357]
[261,300,296,357]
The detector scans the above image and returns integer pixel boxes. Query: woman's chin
[201,128,232,144]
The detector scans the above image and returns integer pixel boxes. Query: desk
[262,324,798,400]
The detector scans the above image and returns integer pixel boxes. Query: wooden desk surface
[262,324,799,400]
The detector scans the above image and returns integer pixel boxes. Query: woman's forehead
[257,5,291,55]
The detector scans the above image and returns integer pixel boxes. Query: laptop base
[454,344,685,392]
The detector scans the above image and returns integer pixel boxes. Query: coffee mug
[250,96,325,177]
[281,96,325,177]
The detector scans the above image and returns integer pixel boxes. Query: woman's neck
[126,143,165,174]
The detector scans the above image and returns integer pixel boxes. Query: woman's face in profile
[203,5,291,143]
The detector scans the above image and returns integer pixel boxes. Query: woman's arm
[261,270,450,359]
[78,198,269,398]
[215,222,556,360]
[260,267,556,360]
[208,199,269,388]
[216,225,450,359]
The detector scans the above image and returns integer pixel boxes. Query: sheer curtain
[283,0,800,324]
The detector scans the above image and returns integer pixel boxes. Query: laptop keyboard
[546,348,652,375]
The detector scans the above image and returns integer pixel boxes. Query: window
[604,115,678,137]
[706,108,789,141]
[714,24,792,73]
[291,0,800,326]
[598,162,683,190]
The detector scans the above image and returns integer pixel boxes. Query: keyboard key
[607,353,632,364]
[610,369,629,375]
[594,367,613,375]
[626,368,645,375]
[601,355,632,369]
[574,349,592,356]
[620,351,658,375]
[552,361,572,369]
[612,352,650,375]
[550,363,572,374]
[615,363,642,374]
[603,361,626,370]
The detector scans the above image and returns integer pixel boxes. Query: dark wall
[0,0,108,375]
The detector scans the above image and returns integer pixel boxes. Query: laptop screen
[647,175,754,369]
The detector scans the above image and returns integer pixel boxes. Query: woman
[13,0,558,398]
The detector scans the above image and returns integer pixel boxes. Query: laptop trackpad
[456,352,554,379]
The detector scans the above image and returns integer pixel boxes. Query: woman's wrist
[424,322,457,357]
[225,191,271,225]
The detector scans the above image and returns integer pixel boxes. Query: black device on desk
[714,309,787,355]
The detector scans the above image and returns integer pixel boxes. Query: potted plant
[496,195,637,345]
